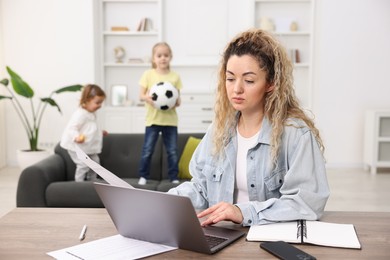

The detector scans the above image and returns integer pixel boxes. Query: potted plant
[0,66,82,168]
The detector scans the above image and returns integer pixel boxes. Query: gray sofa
[16,133,204,208]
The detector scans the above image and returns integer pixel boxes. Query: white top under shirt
[235,127,260,204]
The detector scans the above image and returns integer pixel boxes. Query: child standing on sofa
[138,42,183,185]
[60,84,107,182]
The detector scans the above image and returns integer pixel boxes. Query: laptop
[75,145,245,254]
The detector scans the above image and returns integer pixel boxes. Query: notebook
[75,145,245,254]
[247,219,361,249]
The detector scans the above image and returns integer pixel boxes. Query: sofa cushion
[123,178,160,190]
[178,136,201,179]
[162,133,204,179]
[54,144,76,181]
[46,178,161,207]
[46,181,105,207]
[156,179,182,192]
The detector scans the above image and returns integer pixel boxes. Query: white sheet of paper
[47,234,177,260]
[305,221,361,249]
[75,145,133,189]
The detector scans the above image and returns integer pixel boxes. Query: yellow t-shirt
[139,69,183,127]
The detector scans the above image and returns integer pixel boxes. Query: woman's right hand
[197,202,244,226]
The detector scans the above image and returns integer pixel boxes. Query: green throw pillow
[178,136,201,179]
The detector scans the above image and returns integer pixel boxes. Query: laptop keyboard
[205,235,228,248]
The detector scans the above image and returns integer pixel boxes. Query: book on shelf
[288,49,300,64]
[111,26,129,32]
[294,49,300,63]
[136,17,153,32]
[247,220,361,249]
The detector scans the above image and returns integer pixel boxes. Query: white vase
[17,149,51,171]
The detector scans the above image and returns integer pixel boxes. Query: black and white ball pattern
[149,81,178,110]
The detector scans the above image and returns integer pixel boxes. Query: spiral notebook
[247,220,361,249]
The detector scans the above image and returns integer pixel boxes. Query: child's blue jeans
[138,125,178,181]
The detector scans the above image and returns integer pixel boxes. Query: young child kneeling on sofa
[60,84,108,182]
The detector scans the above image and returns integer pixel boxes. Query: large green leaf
[41,98,61,113]
[54,84,83,94]
[6,66,34,98]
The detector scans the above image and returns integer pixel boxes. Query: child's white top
[60,107,103,154]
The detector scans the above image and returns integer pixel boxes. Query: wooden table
[0,208,389,259]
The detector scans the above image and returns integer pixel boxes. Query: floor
[1,167,390,218]
[0,167,20,218]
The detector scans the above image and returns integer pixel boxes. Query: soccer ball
[149,81,179,110]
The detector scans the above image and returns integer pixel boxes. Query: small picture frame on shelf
[111,85,127,106]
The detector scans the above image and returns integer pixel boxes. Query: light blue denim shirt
[168,116,330,226]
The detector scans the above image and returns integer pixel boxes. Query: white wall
[1,0,95,165]
[0,0,6,168]
[313,0,390,167]
[1,0,390,168]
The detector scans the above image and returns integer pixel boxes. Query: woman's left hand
[197,202,243,226]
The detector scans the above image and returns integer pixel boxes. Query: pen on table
[79,224,87,241]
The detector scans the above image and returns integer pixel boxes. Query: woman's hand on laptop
[197,202,243,226]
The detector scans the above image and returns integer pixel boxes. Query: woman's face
[225,54,273,114]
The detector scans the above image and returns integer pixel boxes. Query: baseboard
[325,162,365,170]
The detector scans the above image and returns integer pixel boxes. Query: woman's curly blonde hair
[213,29,324,165]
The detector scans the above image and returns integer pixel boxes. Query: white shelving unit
[102,93,214,134]
[95,0,316,133]
[95,0,215,133]
[254,0,314,108]
[97,0,163,106]
[177,93,214,133]
[364,110,390,174]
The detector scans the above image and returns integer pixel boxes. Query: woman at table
[168,28,330,226]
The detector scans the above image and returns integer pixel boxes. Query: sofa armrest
[16,154,66,207]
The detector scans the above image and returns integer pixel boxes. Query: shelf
[294,63,309,68]
[379,117,390,137]
[376,162,390,167]
[254,0,313,109]
[103,0,159,3]
[171,62,218,67]
[378,137,390,142]
[97,0,215,133]
[104,105,145,111]
[256,0,311,2]
[103,31,158,36]
[274,31,310,36]
[364,110,390,174]
[97,0,162,108]
[103,62,220,68]
[104,62,150,67]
